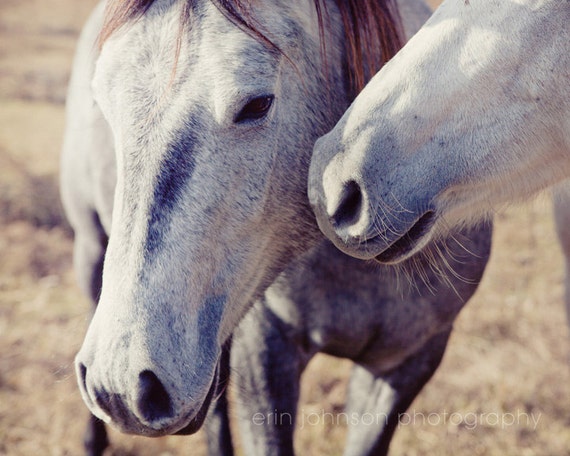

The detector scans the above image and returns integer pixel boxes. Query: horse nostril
[78,362,88,393]
[137,370,173,423]
[331,180,363,229]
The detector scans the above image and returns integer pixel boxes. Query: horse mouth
[374,211,436,264]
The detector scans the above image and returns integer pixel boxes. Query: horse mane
[98,0,403,95]
[333,0,403,93]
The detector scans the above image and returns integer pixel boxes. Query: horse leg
[343,329,452,456]
[204,341,234,456]
[82,415,108,456]
[231,303,308,456]
[553,183,570,331]
[73,211,109,456]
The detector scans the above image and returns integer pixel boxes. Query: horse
[61,0,492,454]
[308,0,569,264]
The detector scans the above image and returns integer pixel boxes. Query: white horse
[309,0,569,264]
[61,1,492,455]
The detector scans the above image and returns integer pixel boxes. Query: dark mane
[99,0,403,95]
[335,0,403,93]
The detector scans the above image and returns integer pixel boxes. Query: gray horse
[61,0,491,454]
[308,0,569,264]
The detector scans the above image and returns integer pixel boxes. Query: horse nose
[137,370,174,423]
[77,361,176,428]
[77,361,113,423]
[310,172,375,253]
[330,180,364,230]
[308,142,371,242]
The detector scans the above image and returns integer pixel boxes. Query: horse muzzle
[75,346,224,437]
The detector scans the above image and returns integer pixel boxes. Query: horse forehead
[189,0,313,73]
[98,1,298,102]
[188,17,278,85]
[93,4,183,106]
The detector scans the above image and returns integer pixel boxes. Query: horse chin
[173,383,215,435]
[374,211,437,264]
[174,350,227,435]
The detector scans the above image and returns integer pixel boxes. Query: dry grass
[1,0,569,455]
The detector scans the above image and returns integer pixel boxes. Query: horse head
[309,0,570,263]
[76,0,350,436]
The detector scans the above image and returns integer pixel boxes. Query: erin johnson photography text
[251,409,542,431]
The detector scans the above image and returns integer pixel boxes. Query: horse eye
[234,95,274,123]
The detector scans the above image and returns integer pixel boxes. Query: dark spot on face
[197,295,225,349]
[145,125,198,258]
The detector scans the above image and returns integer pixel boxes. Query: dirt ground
[1,1,569,455]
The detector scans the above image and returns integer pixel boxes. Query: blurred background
[0,0,569,454]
